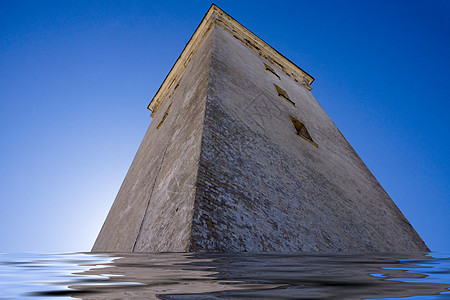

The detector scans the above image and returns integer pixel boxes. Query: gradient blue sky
[1,0,449,253]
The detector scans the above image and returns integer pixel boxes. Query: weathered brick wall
[190,26,428,252]
[92,28,213,252]
[94,23,427,253]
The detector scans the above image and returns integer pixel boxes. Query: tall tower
[92,5,428,252]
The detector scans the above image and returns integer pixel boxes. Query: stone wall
[93,19,428,253]
[189,26,428,252]
[92,28,213,252]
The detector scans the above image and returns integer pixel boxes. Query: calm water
[1,252,450,299]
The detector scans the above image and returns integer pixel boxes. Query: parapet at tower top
[148,4,315,117]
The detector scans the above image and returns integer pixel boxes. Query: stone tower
[92,5,428,252]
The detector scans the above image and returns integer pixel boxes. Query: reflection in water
[1,252,449,299]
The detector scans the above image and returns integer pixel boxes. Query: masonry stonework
[92,5,428,253]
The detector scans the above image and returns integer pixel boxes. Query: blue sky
[0,0,449,253]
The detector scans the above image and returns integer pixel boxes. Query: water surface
[1,252,449,299]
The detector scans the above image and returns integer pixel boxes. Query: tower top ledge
[148,4,315,117]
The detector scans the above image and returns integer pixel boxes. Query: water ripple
[0,252,449,299]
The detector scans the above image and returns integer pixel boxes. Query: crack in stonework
[132,143,170,252]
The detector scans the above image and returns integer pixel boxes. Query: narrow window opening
[264,63,280,79]
[289,115,318,148]
[184,51,193,67]
[274,84,295,106]
[157,103,172,129]
[168,78,176,90]
[169,82,179,99]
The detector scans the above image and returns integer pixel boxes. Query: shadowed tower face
[92,5,428,253]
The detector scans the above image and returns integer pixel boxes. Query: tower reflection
[71,252,450,299]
